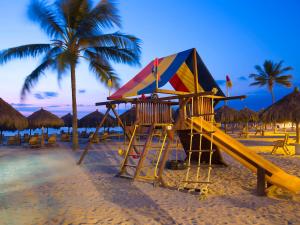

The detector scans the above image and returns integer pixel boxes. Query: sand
[0,132,300,225]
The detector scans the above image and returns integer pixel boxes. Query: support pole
[257,166,266,196]
[77,106,111,165]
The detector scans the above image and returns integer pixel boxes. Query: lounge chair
[60,133,70,142]
[29,136,41,148]
[89,133,100,143]
[7,135,21,145]
[47,135,57,147]
[23,134,30,143]
[271,134,290,155]
[239,127,249,138]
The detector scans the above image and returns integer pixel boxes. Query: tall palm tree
[249,60,293,104]
[0,0,141,149]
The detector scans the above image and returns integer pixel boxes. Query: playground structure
[78,48,300,197]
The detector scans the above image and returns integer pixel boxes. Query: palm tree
[249,60,293,104]
[0,0,141,149]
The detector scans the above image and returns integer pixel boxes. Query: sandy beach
[0,132,300,225]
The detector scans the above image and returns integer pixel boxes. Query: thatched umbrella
[215,105,238,133]
[238,107,258,134]
[79,109,115,129]
[261,88,300,143]
[61,113,73,133]
[0,98,28,141]
[28,108,64,146]
[119,107,136,125]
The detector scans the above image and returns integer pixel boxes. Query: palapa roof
[109,48,224,99]
[79,110,115,128]
[238,107,258,123]
[215,105,238,123]
[0,98,28,130]
[261,88,300,123]
[119,107,136,125]
[61,113,73,127]
[28,108,64,128]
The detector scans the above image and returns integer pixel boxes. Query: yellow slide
[186,117,300,194]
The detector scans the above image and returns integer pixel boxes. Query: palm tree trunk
[296,122,300,144]
[271,88,275,104]
[71,63,79,150]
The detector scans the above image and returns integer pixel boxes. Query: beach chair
[271,134,290,155]
[60,133,70,142]
[89,133,100,143]
[239,127,249,138]
[47,135,57,147]
[23,134,30,143]
[29,136,41,148]
[7,135,21,145]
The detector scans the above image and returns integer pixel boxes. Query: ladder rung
[132,144,145,147]
[188,149,214,153]
[188,131,215,135]
[181,180,211,184]
[124,164,137,168]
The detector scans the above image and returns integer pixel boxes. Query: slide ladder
[185,117,300,194]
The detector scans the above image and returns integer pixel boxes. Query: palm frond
[21,59,54,100]
[90,46,141,66]
[28,0,64,38]
[79,32,142,53]
[0,44,51,64]
[77,0,121,35]
[85,50,120,88]
[57,0,92,30]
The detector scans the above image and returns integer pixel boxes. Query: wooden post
[134,125,154,179]
[192,48,199,116]
[77,106,111,165]
[257,167,266,196]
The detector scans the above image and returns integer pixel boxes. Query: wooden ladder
[118,124,169,182]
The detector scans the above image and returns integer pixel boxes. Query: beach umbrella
[261,87,300,143]
[28,108,64,146]
[238,107,258,123]
[28,108,64,129]
[215,105,238,132]
[0,98,28,133]
[79,109,115,129]
[61,113,73,127]
[119,107,136,125]
[61,113,75,133]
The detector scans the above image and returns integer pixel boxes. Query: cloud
[34,93,44,99]
[44,91,58,98]
[34,91,59,100]
[216,80,226,86]
[238,76,248,81]
[11,103,34,107]
[78,89,86,94]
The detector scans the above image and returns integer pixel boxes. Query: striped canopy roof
[108,48,224,100]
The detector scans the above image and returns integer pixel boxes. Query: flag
[152,58,159,80]
[226,75,232,88]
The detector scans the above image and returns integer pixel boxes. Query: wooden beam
[77,106,111,165]
[155,88,190,96]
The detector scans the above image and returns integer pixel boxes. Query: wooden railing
[136,101,172,125]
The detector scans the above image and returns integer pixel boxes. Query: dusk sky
[0,0,299,117]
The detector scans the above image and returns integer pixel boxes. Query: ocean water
[2,126,123,137]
